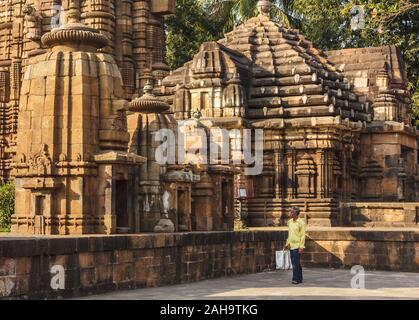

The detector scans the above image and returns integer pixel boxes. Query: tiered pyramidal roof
[162,0,370,127]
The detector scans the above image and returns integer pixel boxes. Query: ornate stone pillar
[295,153,316,198]
[11,4,145,235]
[116,0,136,98]
[274,150,282,198]
[80,0,116,54]
[259,151,274,198]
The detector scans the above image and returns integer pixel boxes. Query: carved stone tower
[0,0,174,182]
[11,1,145,235]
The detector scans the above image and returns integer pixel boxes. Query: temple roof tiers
[162,0,370,130]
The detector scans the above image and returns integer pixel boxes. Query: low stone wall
[341,202,419,227]
[302,229,418,270]
[0,229,418,299]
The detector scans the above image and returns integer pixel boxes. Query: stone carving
[23,4,43,41]
[0,70,10,103]
[0,0,417,234]
[28,145,52,176]
[9,1,148,235]
[161,0,418,227]
[0,0,174,181]
[112,110,128,132]
[162,190,170,214]
[295,154,316,198]
[153,218,175,233]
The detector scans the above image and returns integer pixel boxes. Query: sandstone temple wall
[0,229,418,299]
[341,202,419,227]
[160,6,418,227]
[0,0,173,181]
[0,0,417,233]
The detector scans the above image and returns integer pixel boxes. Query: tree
[291,0,348,50]
[202,0,300,31]
[165,0,223,70]
[340,0,418,125]
[0,182,15,232]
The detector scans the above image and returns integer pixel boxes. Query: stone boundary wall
[0,229,418,299]
[341,203,419,227]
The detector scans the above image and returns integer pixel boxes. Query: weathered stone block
[0,276,17,297]
[0,258,16,276]
[115,250,134,264]
[79,253,95,268]
[80,268,97,288]
[96,265,112,283]
[151,0,176,14]
[113,263,134,283]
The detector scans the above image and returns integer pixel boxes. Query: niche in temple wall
[174,86,191,119]
[295,153,317,198]
[255,152,275,198]
[349,154,359,198]
[222,75,246,117]
[333,151,343,192]
[190,90,208,117]
[360,159,383,199]
[200,92,209,116]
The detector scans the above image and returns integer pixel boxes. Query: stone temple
[0,0,417,235]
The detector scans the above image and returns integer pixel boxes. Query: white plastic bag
[276,250,293,270]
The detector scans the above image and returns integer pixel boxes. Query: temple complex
[0,0,234,235]
[161,0,419,227]
[0,0,417,234]
[0,0,173,181]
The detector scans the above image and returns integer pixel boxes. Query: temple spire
[257,0,272,16]
[129,81,170,113]
[67,0,81,24]
[41,0,108,51]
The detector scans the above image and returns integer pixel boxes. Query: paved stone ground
[77,268,419,300]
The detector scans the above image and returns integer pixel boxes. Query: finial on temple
[257,0,272,16]
[143,81,154,95]
[67,0,81,23]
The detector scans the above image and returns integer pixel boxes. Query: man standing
[284,207,306,284]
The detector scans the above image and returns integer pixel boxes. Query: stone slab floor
[77,268,419,300]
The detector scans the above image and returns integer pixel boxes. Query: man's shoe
[292,281,299,285]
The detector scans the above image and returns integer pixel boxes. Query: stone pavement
[77,268,419,300]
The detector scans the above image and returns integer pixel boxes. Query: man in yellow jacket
[284,207,306,284]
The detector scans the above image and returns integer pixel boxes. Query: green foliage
[165,0,300,70]
[291,0,418,123]
[0,182,15,232]
[165,0,223,70]
[201,0,299,31]
[291,0,349,50]
[339,0,419,124]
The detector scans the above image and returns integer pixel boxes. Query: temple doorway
[116,180,129,232]
[177,190,187,231]
[222,181,229,225]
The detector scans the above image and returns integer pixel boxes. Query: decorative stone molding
[295,153,317,198]
[41,6,109,50]
[129,82,170,113]
[23,4,43,41]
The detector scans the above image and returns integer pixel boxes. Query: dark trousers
[290,249,303,283]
